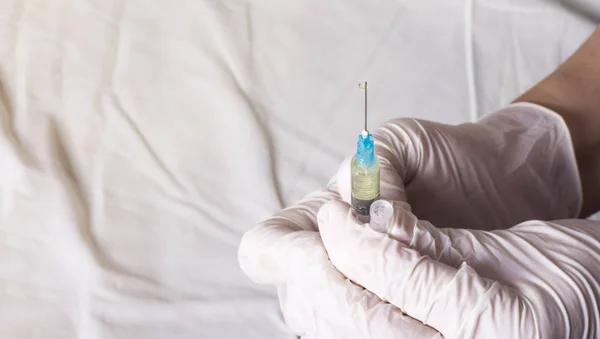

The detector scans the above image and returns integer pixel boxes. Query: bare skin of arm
[515,26,600,218]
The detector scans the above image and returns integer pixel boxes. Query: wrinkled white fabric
[239,103,583,338]
[0,0,598,337]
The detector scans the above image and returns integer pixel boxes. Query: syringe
[351,82,381,223]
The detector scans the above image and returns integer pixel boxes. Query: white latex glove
[239,103,582,338]
[239,181,440,339]
[317,199,600,338]
[335,102,581,230]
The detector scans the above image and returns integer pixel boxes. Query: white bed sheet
[0,0,597,338]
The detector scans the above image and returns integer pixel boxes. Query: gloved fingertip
[390,199,411,213]
[317,199,353,233]
[238,228,260,266]
[336,156,353,204]
[386,200,419,246]
[237,227,284,284]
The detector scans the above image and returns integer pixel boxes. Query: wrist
[514,26,600,217]
[516,27,600,150]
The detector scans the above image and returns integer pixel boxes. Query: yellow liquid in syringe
[351,156,380,221]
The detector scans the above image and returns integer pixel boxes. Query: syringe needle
[353,81,379,223]
[359,82,368,132]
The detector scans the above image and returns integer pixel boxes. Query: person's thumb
[385,200,466,268]
[317,200,530,338]
[316,199,464,294]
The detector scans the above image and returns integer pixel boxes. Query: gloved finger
[318,200,523,337]
[280,232,441,339]
[385,200,468,268]
[372,121,417,205]
[238,178,340,285]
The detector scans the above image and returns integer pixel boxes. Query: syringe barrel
[351,155,380,222]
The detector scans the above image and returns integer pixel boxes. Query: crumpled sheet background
[0,0,597,338]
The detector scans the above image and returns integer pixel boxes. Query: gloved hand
[335,102,581,230]
[238,103,582,338]
[317,197,600,338]
[238,180,440,339]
